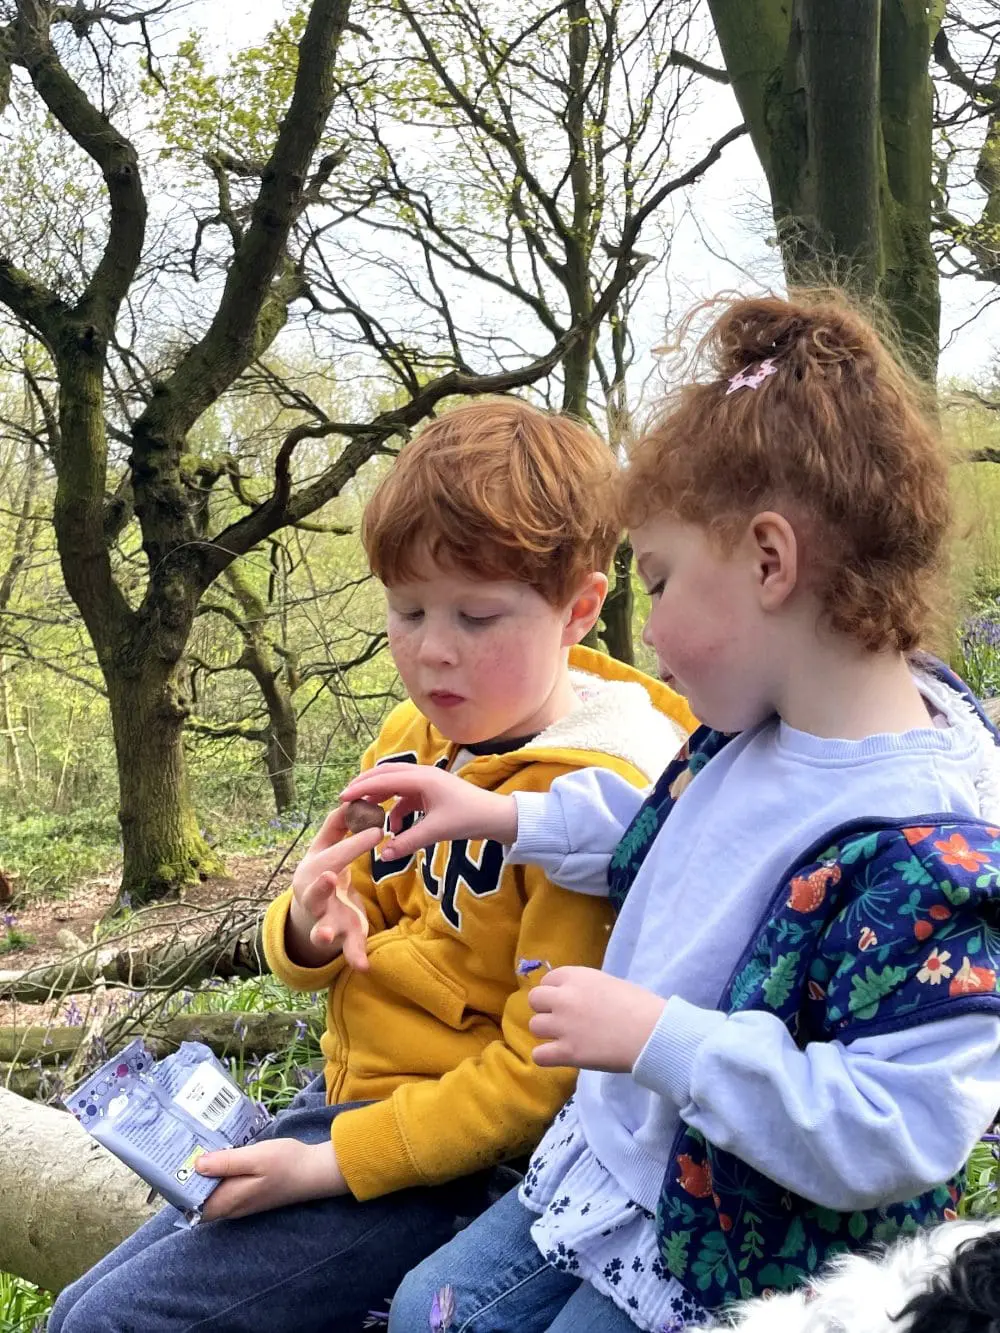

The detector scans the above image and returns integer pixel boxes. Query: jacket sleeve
[634,999,1000,1211]
[263,735,396,992]
[508,766,649,897]
[330,862,614,1199]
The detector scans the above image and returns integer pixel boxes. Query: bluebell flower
[516,957,550,976]
[429,1284,455,1332]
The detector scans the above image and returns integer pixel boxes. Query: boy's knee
[47,1283,80,1333]
[48,1287,126,1333]
[388,1260,443,1333]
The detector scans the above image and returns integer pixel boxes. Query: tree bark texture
[707,0,941,377]
[0,1008,320,1069]
[0,1088,157,1292]
[599,541,635,666]
[107,667,224,902]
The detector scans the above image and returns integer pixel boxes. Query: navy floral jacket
[607,665,1000,1309]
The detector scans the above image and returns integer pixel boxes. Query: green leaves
[144,14,308,170]
[762,950,799,1008]
[848,964,908,1020]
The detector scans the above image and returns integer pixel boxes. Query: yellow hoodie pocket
[361,932,472,1032]
[397,936,470,1030]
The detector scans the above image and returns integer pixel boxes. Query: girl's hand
[528,967,667,1073]
[196,1139,348,1221]
[339,762,518,858]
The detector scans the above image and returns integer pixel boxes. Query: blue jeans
[388,1184,641,1332]
[48,1078,502,1333]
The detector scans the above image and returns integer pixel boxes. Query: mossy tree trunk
[707,0,941,378]
[1,0,356,904]
[107,666,223,901]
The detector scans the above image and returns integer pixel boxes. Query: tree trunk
[0,1088,157,1292]
[0,656,25,793]
[262,680,298,813]
[106,667,223,905]
[877,0,940,380]
[599,541,635,665]
[797,0,881,292]
[707,0,940,377]
[224,562,299,814]
[50,343,218,907]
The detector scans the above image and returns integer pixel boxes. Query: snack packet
[65,1038,272,1223]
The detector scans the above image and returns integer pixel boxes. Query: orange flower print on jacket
[934,832,990,872]
[903,826,934,846]
[948,956,997,996]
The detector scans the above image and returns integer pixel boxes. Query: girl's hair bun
[708,292,879,383]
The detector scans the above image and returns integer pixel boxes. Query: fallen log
[0,1062,44,1098]
[0,1007,322,1066]
[0,1088,158,1292]
[0,914,267,1003]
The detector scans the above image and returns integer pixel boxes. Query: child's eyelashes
[391,609,500,626]
[644,580,665,600]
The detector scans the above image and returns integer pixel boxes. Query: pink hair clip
[726,357,778,395]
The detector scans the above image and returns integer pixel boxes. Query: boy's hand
[339,762,518,858]
[196,1138,348,1221]
[528,967,666,1073]
[289,808,384,970]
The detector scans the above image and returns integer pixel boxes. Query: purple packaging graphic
[65,1038,272,1221]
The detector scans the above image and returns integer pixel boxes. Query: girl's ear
[747,512,798,612]
[562,572,609,646]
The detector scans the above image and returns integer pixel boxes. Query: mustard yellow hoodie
[263,645,695,1200]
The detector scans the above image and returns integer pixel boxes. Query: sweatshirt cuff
[332,1096,419,1201]
[633,996,727,1106]
[261,889,345,993]
[507,791,571,864]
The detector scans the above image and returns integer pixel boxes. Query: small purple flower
[429,1284,455,1332]
[516,957,550,977]
[233,1015,248,1041]
[64,997,83,1027]
[2,911,16,928]
[118,890,131,911]
[294,1018,308,1041]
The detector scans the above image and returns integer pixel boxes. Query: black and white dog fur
[696,1219,1000,1332]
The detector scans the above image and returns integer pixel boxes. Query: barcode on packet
[174,1063,240,1131]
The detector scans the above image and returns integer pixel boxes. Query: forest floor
[0,854,292,1029]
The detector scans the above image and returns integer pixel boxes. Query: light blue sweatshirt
[509,671,1000,1216]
